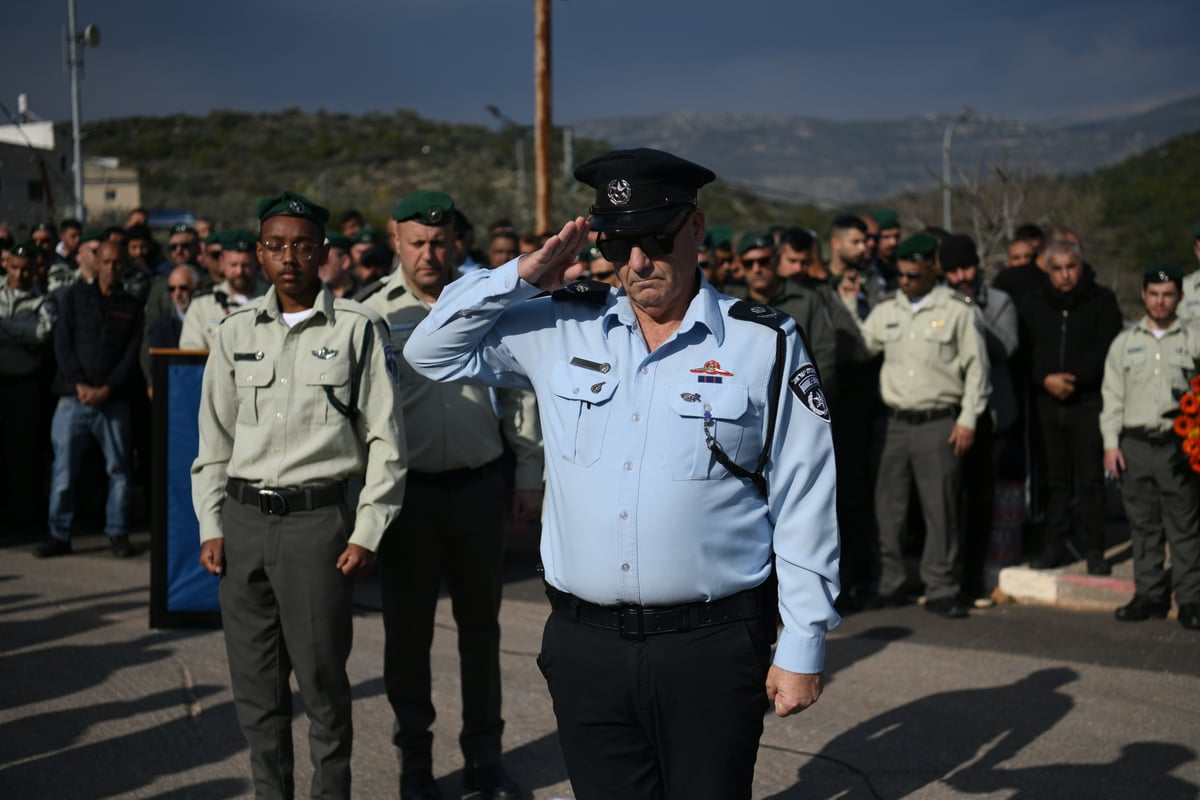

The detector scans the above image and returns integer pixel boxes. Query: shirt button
[621,563,630,572]
[319,373,326,379]
[640,367,649,375]
[572,387,579,394]
[1155,353,1161,360]
[280,378,288,385]
[245,376,253,382]
[631,413,640,422]
[908,370,915,376]
[619,510,628,520]
[272,447,280,453]
[276,412,283,419]
[623,462,632,471]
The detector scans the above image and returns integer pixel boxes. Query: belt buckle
[258,489,288,515]
[617,605,645,640]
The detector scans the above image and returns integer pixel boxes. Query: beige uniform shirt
[1100,317,1200,449]
[364,273,544,490]
[180,279,268,350]
[1178,272,1200,329]
[859,284,991,429]
[0,284,55,376]
[190,285,407,551]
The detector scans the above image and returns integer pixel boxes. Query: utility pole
[66,0,100,222]
[534,0,552,233]
[941,107,971,232]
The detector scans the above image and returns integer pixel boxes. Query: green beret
[353,226,381,245]
[1144,263,1183,286]
[256,190,330,228]
[221,228,257,253]
[32,222,53,233]
[325,233,352,250]
[870,208,900,229]
[392,190,455,225]
[10,240,40,258]
[82,228,104,243]
[1192,223,1200,240]
[170,222,196,236]
[708,225,733,250]
[896,233,939,262]
[203,231,223,246]
[578,244,602,262]
[737,229,775,255]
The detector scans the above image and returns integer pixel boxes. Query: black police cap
[574,148,715,235]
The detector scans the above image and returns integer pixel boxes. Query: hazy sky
[2,0,1197,128]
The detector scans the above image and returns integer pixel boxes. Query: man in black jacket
[36,241,143,558]
[1019,239,1122,573]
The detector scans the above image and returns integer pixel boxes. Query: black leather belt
[886,405,959,424]
[1122,427,1175,445]
[545,583,765,640]
[408,457,502,486]
[226,478,345,516]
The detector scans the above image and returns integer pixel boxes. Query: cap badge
[690,359,733,383]
[288,199,306,214]
[606,178,632,207]
[425,206,444,224]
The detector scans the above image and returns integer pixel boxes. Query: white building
[0,121,73,232]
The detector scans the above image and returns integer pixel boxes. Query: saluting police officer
[403,148,841,800]
[859,233,991,618]
[362,191,544,800]
[180,229,267,350]
[191,192,406,800]
[1100,264,1200,629]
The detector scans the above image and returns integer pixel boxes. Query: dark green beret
[737,229,775,255]
[203,231,223,246]
[708,225,733,250]
[82,228,104,243]
[1192,223,1200,240]
[325,233,352,250]
[353,226,381,245]
[10,240,40,258]
[221,229,257,253]
[170,222,196,236]
[1144,263,1183,286]
[32,222,53,233]
[392,190,455,225]
[256,190,331,228]
[896,233,939,262]
[870,208,900,229]
[577,244,602,262]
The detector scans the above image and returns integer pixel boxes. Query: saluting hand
[336,543,376,576]
[516,217,592,291]
[765,664,823,717]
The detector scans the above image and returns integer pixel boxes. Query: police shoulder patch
[788,363,831,422]
[552,279,611,305]
[728,300,786,329]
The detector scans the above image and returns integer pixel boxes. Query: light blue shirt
[404,259,840,673]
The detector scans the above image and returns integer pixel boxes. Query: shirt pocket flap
[234,361,274,388]
[550,360,620,403]
[668,382,748,420]
[922,323,956,343]
[298,358,350,387]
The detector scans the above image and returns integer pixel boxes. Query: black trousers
[0,373,45,531]
[538,611,772,800]
[378,459,507,773]
[1038,398,1106,554]
[960,414,999,596]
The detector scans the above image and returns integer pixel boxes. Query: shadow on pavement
[823,625,912,685]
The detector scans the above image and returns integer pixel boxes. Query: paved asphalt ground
[2,531,1199,799]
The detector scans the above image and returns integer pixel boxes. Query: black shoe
[1178,603,1200,630]
[870,589,912,609]
[1086,551,1111,576]
[463,764,528,800]
[33,537,72,558]
[1114,596,1170,622]
[109,534,134,559]
[401,770,443,800]
[924,596,969,619]
[1030,547,1067,570]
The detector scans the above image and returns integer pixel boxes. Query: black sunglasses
[595,212,691,263]
[897,269,924,281]
[742,256,774,269]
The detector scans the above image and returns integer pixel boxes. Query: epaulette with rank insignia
[551,280,611,305]
[191,287,215,299]
[353,278,388,303]
[952,291,973,305]
[728,300,788,329]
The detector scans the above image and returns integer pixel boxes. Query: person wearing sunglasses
[858,233,991,618]
[577,242,620,288]
[404,147,840,800]
[180,230,267,351]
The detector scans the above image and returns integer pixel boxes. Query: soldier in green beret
[191,191,407,799]
[1176,224,1200,328]
[865,207,901,296]
[577,242,619,288]
[180,229,267,350]
[320,232,359,298]
[859,233,991,617]
[1101,264,1200,629]
[362,189,542,800]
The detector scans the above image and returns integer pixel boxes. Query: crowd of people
[2,150,1199,798]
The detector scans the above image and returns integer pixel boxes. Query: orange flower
[1190,453,1200,475]
[1184,437,1199,456]
[1182,394,1200,415]
[1175,415,1195,437]
[1191,375,1200,395]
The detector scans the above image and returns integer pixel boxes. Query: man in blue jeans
[36,240,143,558]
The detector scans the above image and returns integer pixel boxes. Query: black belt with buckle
[226,478,345,516]
[1122,427,1175,445]
[886,405,959,424]
[545,583,765,640]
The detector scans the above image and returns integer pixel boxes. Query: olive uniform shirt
[1178,272,1200,329]
[363,273,544,489]
[180,279,268,351]
[859,285,991,429]
[190,285,407,552]
[0,284,55,376]
[1100,317,1200,449]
